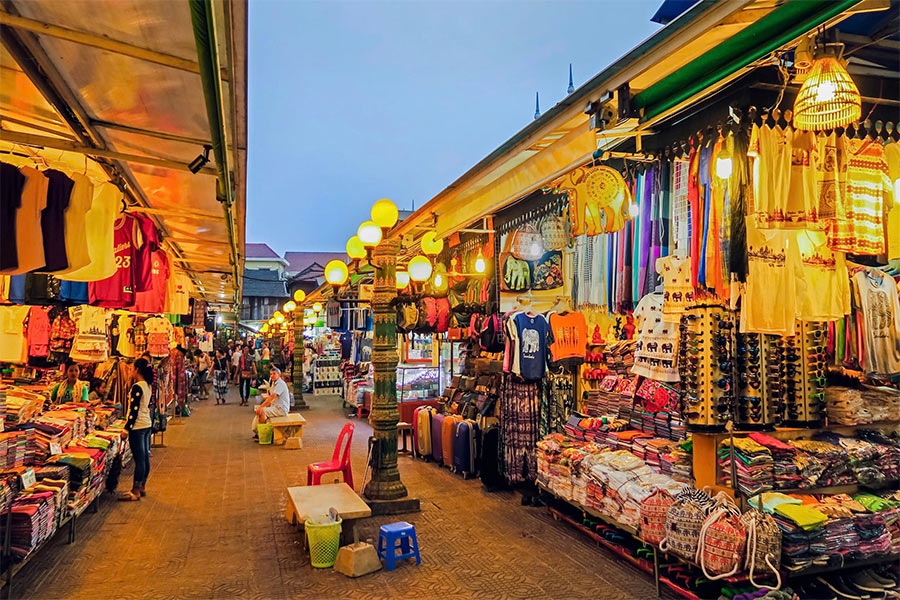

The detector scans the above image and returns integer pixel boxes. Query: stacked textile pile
[810,434,867,486]
[39,409,87,440]
[604,341,636,375]
[771,499,828,572]
[662,438,693,484]
[853,494,899,558]
[3,390,44,426]
[825,386,900,425]
[584,375,620,417]
[1,492,56,561]
[790,439,852,488]
[858,429,900,483]
[718,437,774,496]
[18,421,70,463]
[748,432,802,490]
[0,430,33,469]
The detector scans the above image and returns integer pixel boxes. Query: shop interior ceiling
[302,0,895,305]
[0,0,248,314]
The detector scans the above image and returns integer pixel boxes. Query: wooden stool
[397,422,412,454]
[268,414,307,446]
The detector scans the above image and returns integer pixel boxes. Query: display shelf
[547,506,654,575]
[536,481,638,536]
[781,553,900,579]
[657,576,703,600]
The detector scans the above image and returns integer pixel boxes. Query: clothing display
[144,316,174,358]
[853,269,900,377]
[632,293,679,382]
[63,183,120,282]
[133,249,170,314]
[89,214,139,308]
[656,255,692,321]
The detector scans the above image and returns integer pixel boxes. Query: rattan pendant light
[793,45,860,131]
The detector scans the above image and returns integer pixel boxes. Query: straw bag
[540,213,567,250]
[640,488,674,545]
[659,488,713,561]
[741,508,782,590]
[696,495,747,579]
[510,223,544,261]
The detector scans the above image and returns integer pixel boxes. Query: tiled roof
[241,268,288,298]
[245,243,281,259]
[284,251,345,275]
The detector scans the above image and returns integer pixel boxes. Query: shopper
[238,345,255,406]
[196,349,211,399]
[212,348,230,405]
[231,343,242,384]
[250,366,290,437]
[119,357,153,501]
[50,360,89,404]
[261,342,271,365]
[88,378,107,404]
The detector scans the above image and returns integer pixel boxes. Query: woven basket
[640,488,674,545]
[540,214,567,250]
[742,508,782,589]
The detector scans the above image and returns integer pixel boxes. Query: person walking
[238,345,255,406]
[119,357,154,501]
[231,343,242,384]
[196,349,211,399]
[212,348,230,405]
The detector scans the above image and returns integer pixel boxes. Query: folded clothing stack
[718,436,774,496]
[825,385,900,425]
[748,432,802,490]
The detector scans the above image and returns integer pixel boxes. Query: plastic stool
[377,521,421,571]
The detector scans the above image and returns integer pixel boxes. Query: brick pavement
[10,387,655,599]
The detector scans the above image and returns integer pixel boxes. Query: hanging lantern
[408,255,433,282]
[715,149,733,180]
[431,271,446,291]
[283,300,297,313]
[371,198,399,231]
[293,289,306,303]
[396,269,410,290]
[346,236,366,261]
[793,46,860,131]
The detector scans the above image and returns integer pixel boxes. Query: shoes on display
[852,572,891,594]
[818,576,866,600]
[868,570,898,588]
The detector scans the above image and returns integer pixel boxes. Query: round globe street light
[371,198,399,232]
[323,259,349,296]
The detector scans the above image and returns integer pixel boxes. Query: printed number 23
[115,255,131,269]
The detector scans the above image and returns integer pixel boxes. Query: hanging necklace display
[678,305,734,432]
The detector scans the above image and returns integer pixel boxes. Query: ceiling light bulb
[474,250,486,274]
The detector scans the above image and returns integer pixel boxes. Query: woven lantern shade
[793,55,860,131]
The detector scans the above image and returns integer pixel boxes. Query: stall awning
[0,0,247,314]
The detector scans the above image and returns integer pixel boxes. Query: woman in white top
[119,358,154,501]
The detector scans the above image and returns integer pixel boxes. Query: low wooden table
[268,414,306,446]
[285,483,372,545]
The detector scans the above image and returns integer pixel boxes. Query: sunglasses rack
[734,331,780,430]
[778,321,827,427]
[678,305,733,432]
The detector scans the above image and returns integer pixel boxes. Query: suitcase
[453,419,479,478]
[414,406,433,458]
[479,425,503,490]
[441,414,461,468]
[431,412,445,464]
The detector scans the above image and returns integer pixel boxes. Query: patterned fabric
[641,488,675,545]
[827,138,892,255]
[49,314,76,353]
[499,374,540,485]
[133,318,147,354]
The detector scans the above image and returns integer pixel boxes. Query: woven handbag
[540,213,567,251]
[741,508,782,590]
[510,223,544,261]
[659,489,711,561]
[640,488,674,546]
[697,495,747,579]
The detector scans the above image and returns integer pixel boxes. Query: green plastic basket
[257,423,274,445]
[305,517,343,568]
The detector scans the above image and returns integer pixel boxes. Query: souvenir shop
[0,150,216,583]
[382,13,900,600]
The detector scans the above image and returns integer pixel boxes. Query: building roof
[245,243,282,259]
[284,251,345,276]
[241,268,288,298]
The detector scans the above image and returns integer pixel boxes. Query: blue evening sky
[247,1,662,254]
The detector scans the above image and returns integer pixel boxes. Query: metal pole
[363,238,408,501]
[292,313,307,410]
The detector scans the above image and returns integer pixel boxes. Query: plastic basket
[305,517,343,568]
[257,423,274,445]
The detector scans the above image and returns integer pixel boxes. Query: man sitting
[251,366,290,438]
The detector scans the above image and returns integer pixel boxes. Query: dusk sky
[246,1,662,254]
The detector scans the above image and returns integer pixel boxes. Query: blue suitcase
[431,412,445,464]
[452,419,479,478]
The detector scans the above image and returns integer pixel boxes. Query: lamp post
[292,290,307,409]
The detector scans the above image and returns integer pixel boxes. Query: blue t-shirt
[514,313,550,381]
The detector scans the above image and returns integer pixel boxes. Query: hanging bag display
[540,213,568,251]
[531,251,563,291]
[499,232,531,292]
[696,494,747,579]
[510,223,544,260]
[640,488,675,545]
[659,487,714,561]
[741,508,782,590]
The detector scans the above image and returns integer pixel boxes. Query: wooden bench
[268,414,307,446]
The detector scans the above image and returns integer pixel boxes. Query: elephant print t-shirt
[513,312,551,381]
[631,293,680,382]
[656,255,693,322]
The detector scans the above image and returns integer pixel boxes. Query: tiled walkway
[11,387,655,599]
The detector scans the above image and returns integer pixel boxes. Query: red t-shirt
[133,214,159,293]
[89,214,139,307]
[133,249,170,313]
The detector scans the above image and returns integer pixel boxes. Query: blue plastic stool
[377,521,421,571]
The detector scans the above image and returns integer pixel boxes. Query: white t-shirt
[268,377,291,414]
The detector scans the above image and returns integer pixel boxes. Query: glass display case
[438,338,465,395]
[396,364,440,402]
[399,332,434,363]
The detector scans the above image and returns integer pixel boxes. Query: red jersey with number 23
[89,214,140,307]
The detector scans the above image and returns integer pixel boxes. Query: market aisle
[12,388,656,600]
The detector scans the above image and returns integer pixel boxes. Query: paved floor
[11,387,655,600]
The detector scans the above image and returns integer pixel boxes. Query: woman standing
[212,348,230,405]
[238,345,255,406]
[119,358,154,501]
[50,360,89,404]
[196,349,211,399]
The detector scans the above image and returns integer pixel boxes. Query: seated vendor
[51,360,89,404]
[88,378,107,404]
[251,366,290,438]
